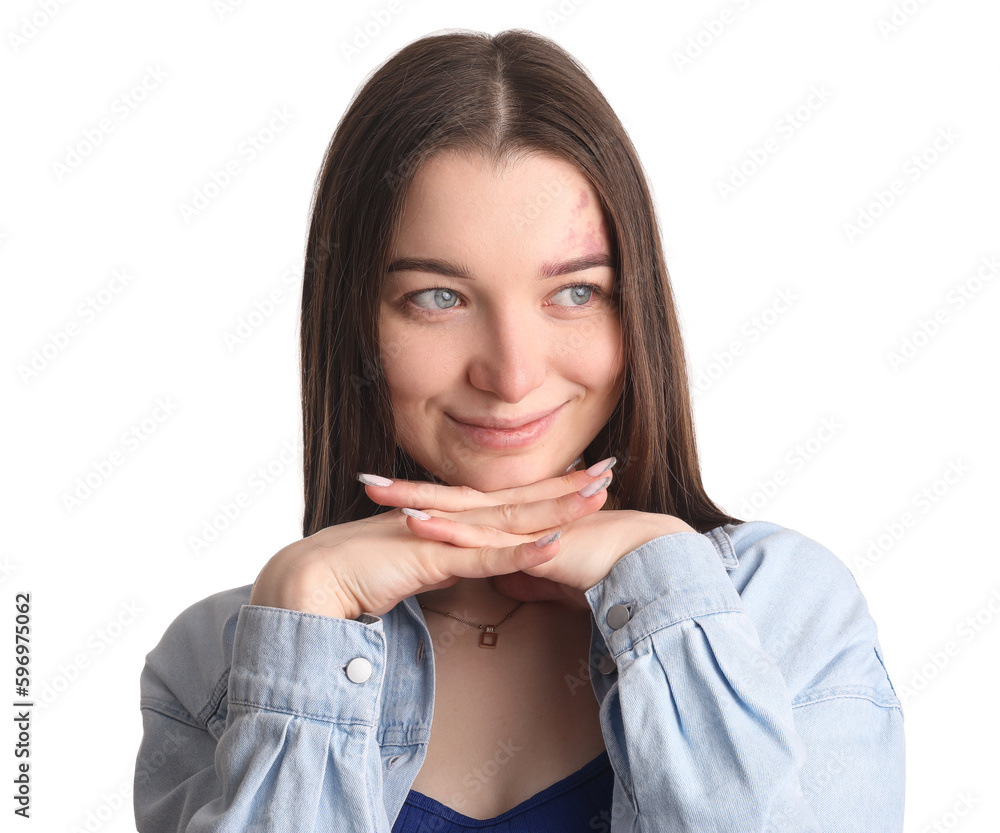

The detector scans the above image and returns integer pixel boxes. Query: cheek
[564,312,624,388]
[377,319,410,407]
[380,350,419,408]
[607,322,626,380]
[378,319,453,404]
[378,335,422,451]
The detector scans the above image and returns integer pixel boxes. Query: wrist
[657,514,696,536]
[637,511,697,546]
[611,512,697,572]
[250,565,356,620]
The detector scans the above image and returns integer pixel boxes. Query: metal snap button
[606,603,631,630]
[346,656,373,683]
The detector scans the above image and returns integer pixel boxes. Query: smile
[447,403,566,449]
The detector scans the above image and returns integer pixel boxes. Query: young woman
[134,29,905,832]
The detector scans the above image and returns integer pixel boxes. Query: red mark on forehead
[580,213,610,254]
[564,190,596,246]
[559,188,611,259]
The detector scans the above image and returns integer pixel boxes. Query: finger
[403,511,534,548]
[466,471,612,530]
[470,535,563,579]
[359,462,613,512]
[413,522,562,582]
[402,472,610,538]
[474,458,616,506]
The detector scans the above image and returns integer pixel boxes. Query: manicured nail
[579,475,611,498]
[585,457,617,477]
[534,530,562,548]
[401,507,431,520]
[563,456,583,473]
[357,473,394,487]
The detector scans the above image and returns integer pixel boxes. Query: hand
[248,465,618,620]
[364,469,697,610]
[492,509,696,609]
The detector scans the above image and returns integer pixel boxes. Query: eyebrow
[385,252,614,280]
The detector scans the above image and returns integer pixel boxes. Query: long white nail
[401,507,431,520]
[534,530,562,548]
[585,457,617,477]
[579,476,611,498]
[358,473,393,487]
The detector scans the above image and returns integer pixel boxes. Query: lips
[450,405,564,431]
[447,403,567,450]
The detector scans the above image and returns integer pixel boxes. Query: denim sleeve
[135,603,392,832]
[585,530,905,832]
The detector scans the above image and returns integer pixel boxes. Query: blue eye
[407,288,460,311]
[551,285,595,306]
[401,283,606,315]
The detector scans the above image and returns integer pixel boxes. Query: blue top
[391,750,613,832]
[134,521,905,831]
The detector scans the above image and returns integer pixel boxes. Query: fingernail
[401,507,431,520]
[563,456,583,473]
[358,473,394,487]
[534,530,562,548]
[585,457,617,477]
[579,475,611,498]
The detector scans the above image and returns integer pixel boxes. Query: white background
[3,0,998,830]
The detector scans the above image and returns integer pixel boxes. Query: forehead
[392,150,611,258]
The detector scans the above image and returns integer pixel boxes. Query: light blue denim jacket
[134,520,905,831]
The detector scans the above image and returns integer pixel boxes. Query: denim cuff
[585,532,745,660]
[227,604,386,725]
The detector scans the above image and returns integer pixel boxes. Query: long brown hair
[300,28,742,537]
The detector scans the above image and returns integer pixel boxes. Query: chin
[463,459,562,491]
[408,445,566,490]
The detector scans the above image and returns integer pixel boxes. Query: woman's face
[378,150,625,492]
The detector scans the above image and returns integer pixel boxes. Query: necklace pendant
[479,626,499,648]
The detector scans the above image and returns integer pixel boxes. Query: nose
[466,308,547,402]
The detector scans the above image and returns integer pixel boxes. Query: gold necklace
[418,600,524,648]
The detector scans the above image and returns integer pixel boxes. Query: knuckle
[497,501,520,525]
[476,544,501,573]
[457,484,484,503]
[565,499,588,522]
